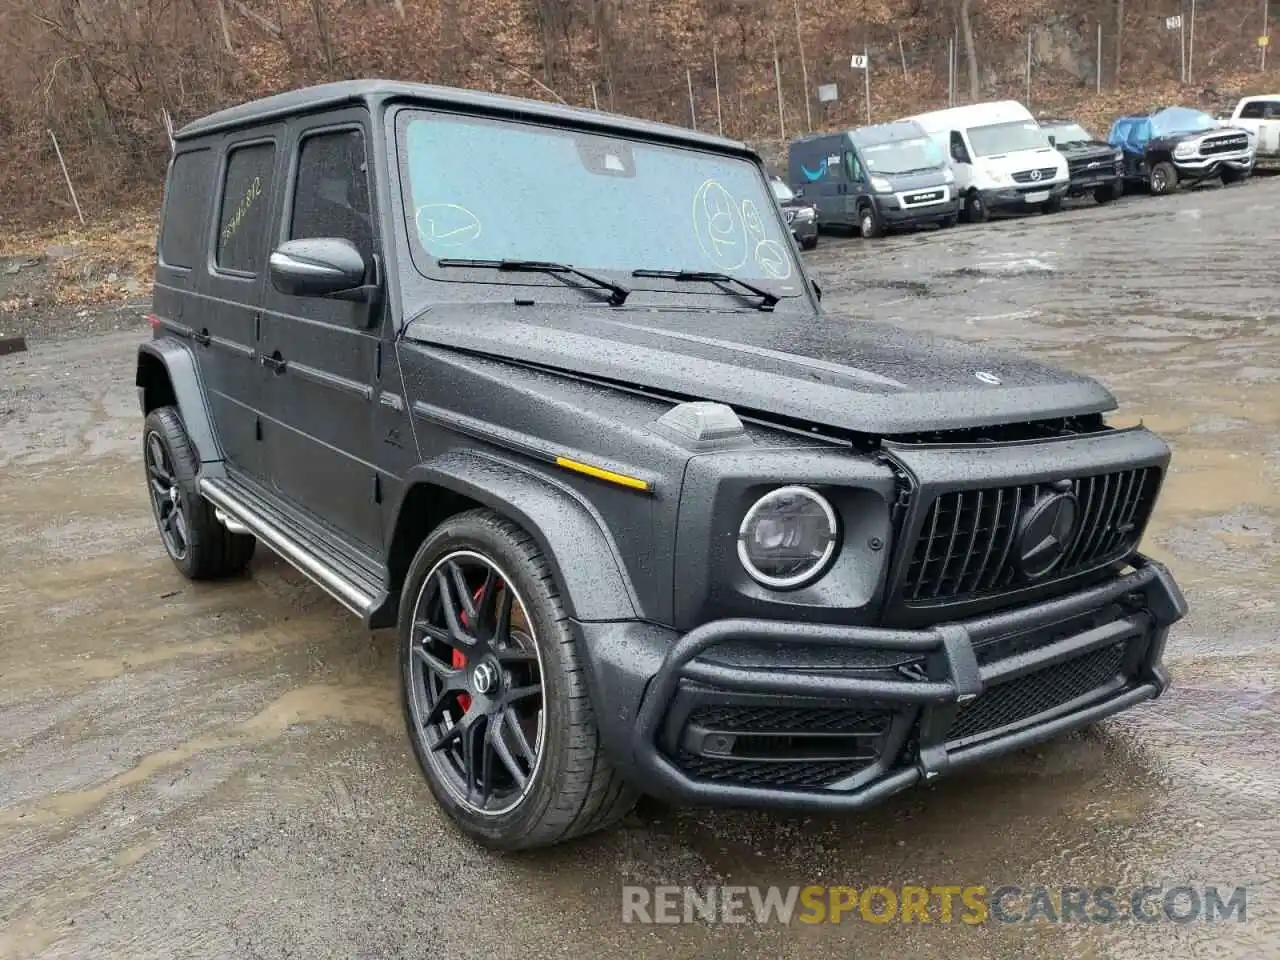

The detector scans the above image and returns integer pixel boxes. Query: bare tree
[959,0,980,102]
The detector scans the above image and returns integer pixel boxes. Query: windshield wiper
[436,258,629,305]
[630,269,779,310]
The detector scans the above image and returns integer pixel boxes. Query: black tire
[858,204,881,239]
[398,508,637,850]
[143,406,255,580]
[1041,196,1064,214]
[1149,161,1178,195]
[939,215,958,228]
[963,190,988,223]
[800,234,818,250]
[1094,181,1122,203]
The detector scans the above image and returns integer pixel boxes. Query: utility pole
[793,0,813,132]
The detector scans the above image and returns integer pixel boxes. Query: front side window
[859,136,945,174]
[216,142,275,273]
[398,111,800,287]
[965,120,1050,158]
[290,129,374,266]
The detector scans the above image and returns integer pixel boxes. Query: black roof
[175,79,749,155]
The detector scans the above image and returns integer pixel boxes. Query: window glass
[159,149,212,269]
[845,153,862,179]
[216,142,275,273]
[860,137,945,174]
[965,120,1049,157]
[290,130,373,266]
[400,112,800,286]
[1240,101,1266,119]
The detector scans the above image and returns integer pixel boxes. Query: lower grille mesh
[675,753,873,789]
[947,643,1127,742]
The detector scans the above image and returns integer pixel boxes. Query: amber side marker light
[554,456,650,492]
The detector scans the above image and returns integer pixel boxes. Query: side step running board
[199,477,378,619]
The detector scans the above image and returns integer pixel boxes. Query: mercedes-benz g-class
[137,80,1186,850]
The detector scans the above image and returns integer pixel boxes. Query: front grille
[1201,135,1249,156]
[901,467,1161,605]
[1068,157,1111,176]
[946,643,1127,742]
[676,753,873,788]
[902,189,944,205]
[1011,167,1058,183]
[689,704,889,733]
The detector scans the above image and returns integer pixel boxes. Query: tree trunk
[1114,0,1124,83]
[215,0,234,54]
[960,0,980,102]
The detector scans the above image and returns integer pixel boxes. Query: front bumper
[1173,152,1255,181]
[981,181,1069,212]
[582,556,1184,810]
[787,216,818,244]
[1066,170,1124,195]
[872,192,962,226]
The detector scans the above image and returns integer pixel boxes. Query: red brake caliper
[452,584,487,712]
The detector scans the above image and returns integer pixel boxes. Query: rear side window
[290,129,373,265]
[216,142,275,274]
[159,149,212,269]
[1240,99,1280,119]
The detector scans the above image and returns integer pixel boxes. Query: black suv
[1039,118,1124,203]
[136,80,1187,850]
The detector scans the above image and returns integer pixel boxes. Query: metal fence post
[773,34,786,140]
[712,40,724,135]
[686,68,697,130]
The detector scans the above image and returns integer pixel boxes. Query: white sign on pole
[817,83,838,102]
[1165,14,1182,29]
[850,54,868,69]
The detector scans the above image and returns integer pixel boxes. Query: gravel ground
[1,178,1277,959]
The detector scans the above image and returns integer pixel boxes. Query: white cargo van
[907,100,1069,222]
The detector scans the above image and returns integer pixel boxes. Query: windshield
[399,112,800,288]
[859,136,945,174]
[965,119,1051,157]
[1044,122,1095,144]
[770,179,795,201]
[1150,107,1218,137]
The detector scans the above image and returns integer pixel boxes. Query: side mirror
[269,238,372,301]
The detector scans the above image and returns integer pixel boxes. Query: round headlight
[737,486,839,589]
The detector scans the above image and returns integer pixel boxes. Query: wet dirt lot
[2,181,1278,959]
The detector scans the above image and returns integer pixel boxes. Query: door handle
[261,351,286,374]
[193,329,211,347]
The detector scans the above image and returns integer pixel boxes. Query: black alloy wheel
[146,428,188,561]
[406,550,546,817]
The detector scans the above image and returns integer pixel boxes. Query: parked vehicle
[1228,94,1280,165]
[137,79,1187,851]
[770,176,819,249]
[787,120,959,238]
[1038,118,1125,203]
[1108,106,1255,195]
[908,100,1069,222]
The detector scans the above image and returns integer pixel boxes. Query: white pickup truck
[1230,95,1280,163]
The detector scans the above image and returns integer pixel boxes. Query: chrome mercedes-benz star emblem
[1016,490,1080,579]
[975,371,1001,384]
[1030,168,1042,181]
[471,661,498,695]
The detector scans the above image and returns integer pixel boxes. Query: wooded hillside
[1,0,1275,225]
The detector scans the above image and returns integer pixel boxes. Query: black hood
[1054,139,1114,157]
[402,304,1116,435]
